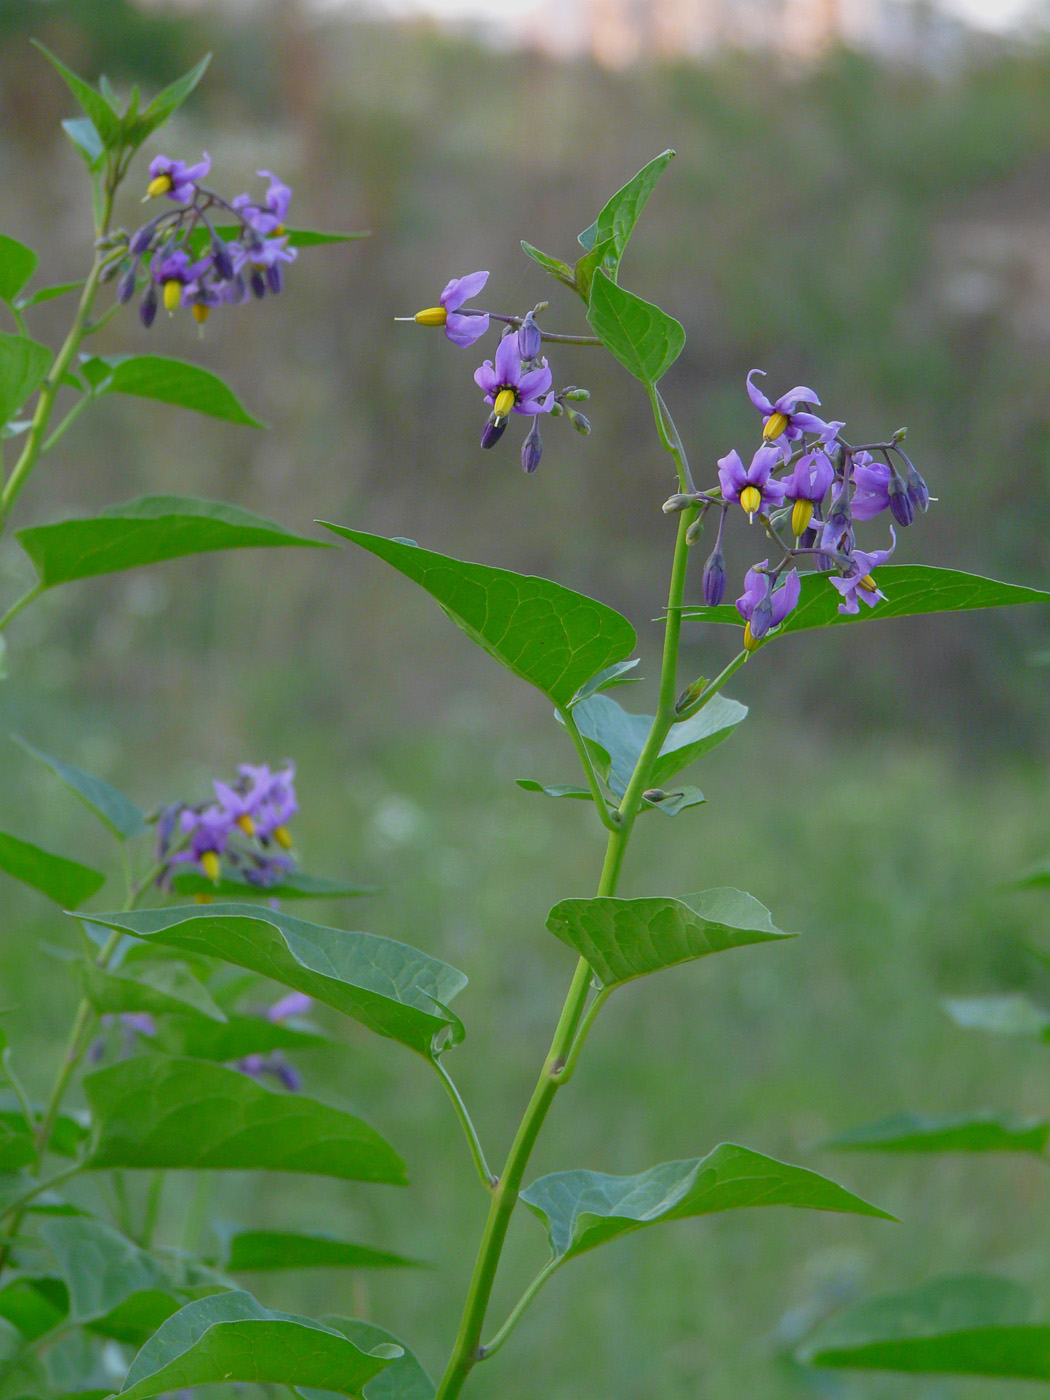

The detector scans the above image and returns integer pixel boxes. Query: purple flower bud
[211,238,235,281]
[250,270,267,300]
[481,416,507,450]
[129,220,159,257]
[887,472,914,528]
[521,420,542,473]
[905,460,930,512]
[748,590,774,642]
[139,283,158,328]
[518,312,542,361]
[266,262,283,295]
[117,265,138,304]
[702,548,726,606]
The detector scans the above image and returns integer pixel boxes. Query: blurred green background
[3,1,1050,1396]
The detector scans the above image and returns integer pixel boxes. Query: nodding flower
[406,271,491,348]
[717,445,786,521]
[746,369,828,445]
[145,153,211,201]
[474,333,553,423]
[829,531,896,615]
[735,563,801,652]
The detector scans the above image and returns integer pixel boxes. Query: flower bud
[563,387,590,402]
[549,400,564,417]
[685,515,706,546]
[702,548,726,606]
[662,493,692,515]
[674,678,708,714]
[266,263,283,295]
[117,265,138,304]
[129,219,158,257]
[887,472,914,528]
[212,238,235,281]
[568,410,591,436]
[518,311,542,361]
[642,789,666,803]
[250,270,267,300]
[905,461,929,512]
[521,420,542,474]
[481,415,507,450]
[139,283,158,328]
[748,590,773,642]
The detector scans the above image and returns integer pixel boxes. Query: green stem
[552,986,611,1087]
[1,1047,36,1142]
[140,1171,165,1248]
[673,649,748,723]
[480,1257,561,1360]
[556,705,620,832]
[0,584,44,635]
[433,1057,497,1191]
[40,393,93,455]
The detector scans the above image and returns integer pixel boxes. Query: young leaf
[81,960,227,1024]
[798,1275,1050,1379]
[0,332,52,425]
[546,888,793,990]
[87,355,265,427]
[0,829,104,908]
[521,1143,894,1265]
[225,1231,423,1273]
[684,565,1050,633]
[117,1291,399,1400]
[642,785,706,816]
[515,780,594,802]
[943,993,1050,1037]
[14,736,146,840]
[566,657,641,707]
[323,527,637,709]
[61,117,105,169]
[519,241,576,290]
[824,1111,1050,1154]
[573,237,616,300]
[14,280,83,311]
[16,495,328,590]
[577,150,676,266]
[84,1054,407,1184]
[587,271,684,386]
[566,691,746,796]
[81,904,466,1058]
[125,54,212,150]
[170,869,375,900]
[33,44,122,146]
[309,1317,434,1400]
[0,237,39,305]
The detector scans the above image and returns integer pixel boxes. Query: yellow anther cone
[763,412,789,440]
[791,499,814,538]
[493,388,516,420]
[200,850,221,882]
[739,485,762,518]
[163,280,182,313]
[145,174,173,199]
[414,306,447,327]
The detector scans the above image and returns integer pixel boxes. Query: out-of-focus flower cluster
[110,154,297,327]
[155,762,298,890]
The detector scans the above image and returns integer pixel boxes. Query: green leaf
[0,1108,86,1160]
[82,904,466,1058]
[16,495,328,590]
[642,785,706,817]
[85,355,264,427]
[323,527,637,710]
[84,1055,406,1184]
[124,55,211,150]
[170,869,375,900]
[14,280,83,311]
[225,1231,423,1273]
[577,150,676,264]
[587,271,684,386]
[521,1143,894,1265]
[14,736,146,840]
[0,333,52,425]
[0,1123,35,1172]
[798,1275,1050,1380]
[567,657,641,707]
[42,1217,170,1326]
[33,44,122,146]
[0,1276,67,1341]
[0,829,104,907]
[565,691,746,796]
[573,237,616,301]
[0,237,39,305]
[943,994,1050,1037]
[519,241,576,290]
[515,780,593,802]
[150,1014,327,1063]
[824,1111,1050,1154]
[308,1318,433,1400]
[61,117,105,169]
[546,888,793,990]
[1011,856,1050,889]
[117,1291,398,1400]
[45,1327,130,1394]
[684,566,1050,634]
[81,960,226,1023]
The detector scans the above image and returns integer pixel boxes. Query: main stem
[432,503,697,1400]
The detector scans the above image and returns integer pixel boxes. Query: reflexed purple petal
[717,449,748,499]
[829,575,862,614]
[268,992,313,1022]
[515,391,554,416]
[747,443,781,485]
[517,362,552,401]
[770,570,801,626]
[441,270,489,313]
[474,361,499,396]
[445,311,490,347]
[760,477,787,509]
[493,333,522,386]
[819,420,845,446]
[773,385,821,411]
[788,411,828,435]
[746,369,773,414]
[735,561,771,621]
[851,459,892,521]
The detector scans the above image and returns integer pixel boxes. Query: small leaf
[309,1318,434,1400]
[642,785,705,817]
[225,1231,423,1273]
[577,150,676,265]
[16,495,328,590]
[546,888,793,990]
[82,904,466,1058]
[324,527,637,710]
[14,280,83,311]
[798,1275,1050,1380]
[573,237,616,300]
[0,237,39,305]
[61,116,105,168]
[519,241,576,290]
[683,566,1050,633]
[117,1291,398,1400]
[84,1054,406,1184]
[0,829,104,907]
[170,869,375,900]
[0,1124,35,1172]
[124,55,212,150]
[14,736,146,840]
[943,994,1050,1037]
[587,271,684,386]
[90,355,265,427]
[34,44,122,146]
[567,657,641,707]
[824,1111,1050,1154]
[515,780,594,802]
[0,1276,67,1341]
[81,960,227,1023]
[0,1108,86,1160]
[0,332,52,424]
[150,1014,327,1063]
[521,1143,894,1264]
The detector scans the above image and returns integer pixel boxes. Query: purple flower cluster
[688,371,929,651]
[155,762,298,890]
[118,155,297,327]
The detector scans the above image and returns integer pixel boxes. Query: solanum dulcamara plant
[1,52,1049,1400]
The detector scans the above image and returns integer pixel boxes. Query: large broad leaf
[14,736,146,841]
[225,1230,422,1273]
[304,1318,434,1400]
[587,271,684,386]
[150,1013,327,1062]
[170,869,374,900]
[84,355,264,427]
[577,150,675,274]
[83,1055,406,1184]
[0,829,104,907]
[824,1111,1050,1154]
[117,1291,398,1400]
[522,1144,893,1264]
[798,1275,1050,1379]
[0,1276,67,1341]
[42,1217,172,1329]
[684,566,1050,634]
[0,237,38,305]
[0,332,51,425]
[16,496,328,590]
[82,904,466,1058]
[546,888,793,990]
[566,691,746,796]
[81,960,227,1023]
[943,994,1050,1037]
[322,527,637,710]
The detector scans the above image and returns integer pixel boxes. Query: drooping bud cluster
[155,761,298,889]
[114,155,298,327]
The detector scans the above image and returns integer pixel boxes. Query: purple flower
[233,171,292,236]
[474,334,553,420]
[702,547,726,606]
[267,992,313,1022]
[735,563,801,649]
[439,271,491,348]
[717,445,786,520]
[173,805,232,880]
[783,448,835,537]
[850,452,891,521]
[829,532,896,615]
[151,249,212,314]
[241,763,297,848]
[237,1053,302,1092]
[146,153,211,202]
[746,369,828,444]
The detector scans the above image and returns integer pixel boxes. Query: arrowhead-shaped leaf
[943,994,1050,1037]
[587,271,684,385]
[684,566,1050,633]
[83,1055,406,1184]
[16,496,328,590]
[81,960,226,1023]
[825,1111,1050,1154]
[798,1275,1050,1379]
[0,829,104,907]
[225,1231,423,1272]
[577,150,676,267]
[522,1144,894,1264]
[15,736,146,840]
[81,904,466,1057]
[322,527,636,709]
[0,237,39,305]
[301,1318,433,1400]
[546,888,793,990]
[565,691,746,796]
[118,1291,398,1400]
[84,354,264,426]
[0,332,51,425]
